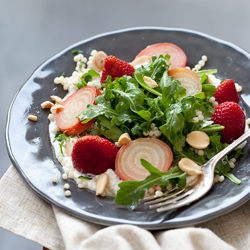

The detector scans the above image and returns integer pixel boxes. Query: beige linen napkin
[0,165,249,250]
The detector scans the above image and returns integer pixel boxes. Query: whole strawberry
[211,101,245,143]
[213,79,240,104]
[101,55,135,83]
[72,135,119,175]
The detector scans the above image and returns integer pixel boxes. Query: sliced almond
[178,158,202,176]
[51,95,63,104]
[92,51,108,72]
[64,138,76,157]
[100,190,107,197]
[118,133,132,146]
[50,104,64,111]
[96,173,109,196]
[41,101,54,109]
[50,104,64,115]
[143,76,158,88]
[131,55,152,69]
[186,131,210,149]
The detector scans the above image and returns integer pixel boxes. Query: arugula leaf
[72,50,84,55]
[112,77,146,113]
[195,69,218,77]
[149,55,170,82]
[79,61,84,69]
[78,176,92,180]
[200,124,224,133]
[53,131,74,156]
[136,54,170,82]
[97,115,123,142]
[76,69,100,90]
[160,72,186,107]
[160,102,186,151]
[159,95,221,152]
[78,95,144,128]
[223,172,241,185]
[134,71,162,96]
[136,110,151,121]
[115,159,186,210]
[202,84,216,100]
[133,55,172,97]
[173,147,207,166]
[229,148,244,159]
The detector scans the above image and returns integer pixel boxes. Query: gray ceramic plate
[6,27,250,230]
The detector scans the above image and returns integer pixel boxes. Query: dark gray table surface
[1,0,250,249]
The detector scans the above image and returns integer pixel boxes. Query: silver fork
[140,128,250,212]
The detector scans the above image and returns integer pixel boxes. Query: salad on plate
[42,42,247,210]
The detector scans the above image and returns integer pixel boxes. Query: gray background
[1,0,250,249]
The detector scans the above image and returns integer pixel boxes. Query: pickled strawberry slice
[168,67,202,96]
[135,43,187,70]
[55,86,102,136]
[115,138,173,181]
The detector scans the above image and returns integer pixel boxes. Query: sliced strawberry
[135,43,187,70]
[101,55,135,83]
[55,86,102,136]
[72,135,119,175]
[115,138,173,181]
[213,79,240,104]
[211,101,245,143]
[168,67,202,96]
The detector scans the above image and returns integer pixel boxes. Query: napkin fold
[0,165,249,250]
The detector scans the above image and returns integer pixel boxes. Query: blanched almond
[186,131,210,149]
[178,158,202,176]
[41,101,54,109]
[92,51,108,72]
[143,76,158,88]
[50,104,64,111]
[96,173,109,196]
[64,138,76,157]
[131,55,152,69]
[118,133,132,146]
[51,95,63,104]
[28,115,37,121]
[50,104,64,115]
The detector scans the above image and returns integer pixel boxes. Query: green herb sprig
[53,131,74,156]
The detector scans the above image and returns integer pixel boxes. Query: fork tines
[140,187,194,212]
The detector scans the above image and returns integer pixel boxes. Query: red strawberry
[101,55,135,83]
[213,79,240,104]
[71,135,119,175]
[100,68,109,83]
[211,101,245,143]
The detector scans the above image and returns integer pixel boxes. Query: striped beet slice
[135,43,187,70]
[55,86,101,136]
[115,138,173,181]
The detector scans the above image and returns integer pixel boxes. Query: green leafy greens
[53,131,74,156]
[76,54,243,191]
[76,69,100,90]
[115,159,186,210]
[78,176,92,180]
[72,50,84,55]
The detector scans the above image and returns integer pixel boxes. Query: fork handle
[210,128,250,168]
